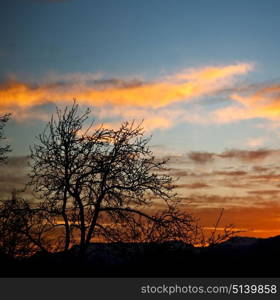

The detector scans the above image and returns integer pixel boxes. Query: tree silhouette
[94,206,199,244]
[29,102,195,258]
[0,114,11,164]
[0,191,30,257]
[0,190,54,257]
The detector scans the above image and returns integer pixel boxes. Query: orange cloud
[0,63,252,118]
[213,84,280,124]
[175,63,252,81]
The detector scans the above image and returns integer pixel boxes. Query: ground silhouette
[1,235,280,277]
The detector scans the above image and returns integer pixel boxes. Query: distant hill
[219,236,260,246]
[1,235,280,277]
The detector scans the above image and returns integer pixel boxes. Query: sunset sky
[2,0,280,238]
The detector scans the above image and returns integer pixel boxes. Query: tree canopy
[29,102,196,257]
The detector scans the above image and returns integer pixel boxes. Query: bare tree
[93,206,200,244]
[0,190,53,257]
[0,114,11,164]
[197,209,241,247]
[29,102,196,258]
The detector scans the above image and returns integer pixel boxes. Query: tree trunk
[76,195,86,262]
[62,188,70,252]
[62,212,70,252]
[85,195,103,248]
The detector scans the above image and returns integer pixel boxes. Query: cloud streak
[213,84,280,124]
[188,149,280,164]
[0,63,252,129]
[4,62,280,132]
[188,151,216,164]
[176,182,211,189]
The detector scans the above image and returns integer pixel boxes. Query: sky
[1,0,280,237]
